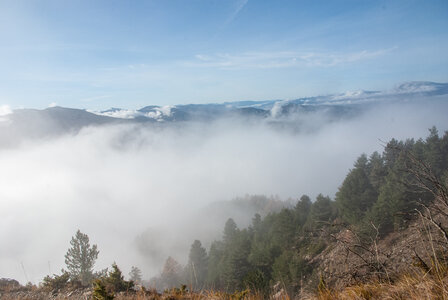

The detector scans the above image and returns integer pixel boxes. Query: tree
[206,241,224,289]
[160,256,183,290]
[223,218,238,244]
[42,272,70,292]
[269,208,295,249]
[185,240,208,290]
[308,194,335,227]
[294,195,312,227]
[221,229,252,292]
[106,263,134,293]
[336,155,378,225]
[368,151,387,191]
[65,230,99,285]
[92,279,114,300]
[129,266,142,285]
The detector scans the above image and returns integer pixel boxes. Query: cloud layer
[189,48,395,70]
[1,98,448,283]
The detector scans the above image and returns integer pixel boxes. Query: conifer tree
[294,195,312,227]
[185,240,208,290]
[129,266,142,285]
[336,155,377,225]
[106,263,134,292]
[206,241,224,289]
[223,218,238,244]
[64,230,99,285]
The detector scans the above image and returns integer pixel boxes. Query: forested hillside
[149,127,448,297]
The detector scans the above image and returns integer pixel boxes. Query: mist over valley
[1,82,448,284]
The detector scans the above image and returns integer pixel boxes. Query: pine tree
[92,279,114,300]
[206,241,224,289]
[308,194,335,227]
[185,240,208,290]
[294,195,312,227]
[129,266,142,285]
[425,126,443,175]
[64,230,99,285]
[221,229,251,292]
[368,151,387,191]
[223,218,238,244]
[270,208,295,249]
[106,263,134,292]
[336,155,378,225]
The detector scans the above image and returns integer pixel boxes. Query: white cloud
[80,95,112,103]
[270,101,285,118]
[0,105,12,116]
[187,48,396,70]
[224,0,249,26]
[94,109,141,119]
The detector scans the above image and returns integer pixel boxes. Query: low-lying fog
[1,99,448,283]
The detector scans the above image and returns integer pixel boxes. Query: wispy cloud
[224,0,249,26]
[187,48,397,70]
[80,95,112,103]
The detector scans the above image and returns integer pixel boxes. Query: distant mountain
[0,106,120,147]
[0,81,447,147]
[95,81,448,121]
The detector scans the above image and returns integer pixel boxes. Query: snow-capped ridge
[90,81,448,121]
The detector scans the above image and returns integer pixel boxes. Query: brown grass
[113,288,272,300]
[314,268,448,300]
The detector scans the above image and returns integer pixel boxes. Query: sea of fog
[1,99,448,283]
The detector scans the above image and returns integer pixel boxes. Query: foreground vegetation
[1,127,448,299]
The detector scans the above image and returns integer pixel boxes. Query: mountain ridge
[0,81,447,148]
[93,81,448,121]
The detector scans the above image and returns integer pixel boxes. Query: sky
[0,0,447,110]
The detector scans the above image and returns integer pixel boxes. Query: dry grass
[113,288,272,300]
[2,274,446,300]
[314,268,448,300]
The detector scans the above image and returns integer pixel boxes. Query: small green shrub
[92,279,114,300]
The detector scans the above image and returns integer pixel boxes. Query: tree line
[151,127,448,295]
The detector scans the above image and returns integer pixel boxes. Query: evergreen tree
[223,218,238,244]
[368,151,387,191]
[336,155,378,225]
[106,263,134,292]
[185,240,208,290]
[250,213,262,235]
[92,280,114,300]
[206,241,224,289]
[308,194,335,228]
[64,230,99,285]
[129,266,142,285]
[221,229,252,292]
[271,250,307,296]
[269,208,295,249]
[383,138,402,170]
[425,126,444,175]
[294,195,312,228]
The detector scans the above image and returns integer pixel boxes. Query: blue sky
[0,0,447,110]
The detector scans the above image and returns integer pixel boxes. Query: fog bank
[1,99,448,283]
